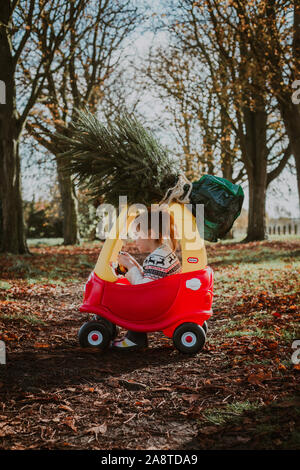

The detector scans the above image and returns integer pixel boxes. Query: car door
[101,273,182,322]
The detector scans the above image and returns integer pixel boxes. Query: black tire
[92,315,119,339]
[202,321,208,335]
[173,322,206,354]
[78,321,111,350]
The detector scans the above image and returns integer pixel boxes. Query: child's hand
[117,252,136,270]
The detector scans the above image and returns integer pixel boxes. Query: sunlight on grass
[0,281,12,290]
[203,400,262,426]
[0,312,46,326]
[218,314,299,344]
[1,251,88,286]
[213,249,299,295]
[25,277,82,286]
[27,238,64,247]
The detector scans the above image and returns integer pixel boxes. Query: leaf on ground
[59,405,74,413]
[198,426,219,435]
[236,436,251,443]
[182,394,200,404]
[248,371,272,385]
[62,416,77,432]
[152,387,173,392]
[134,399,152,406]
[85,423,107,438]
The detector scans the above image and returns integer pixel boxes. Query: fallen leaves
[272,312,281,318]
[118,379,147,391]
[0,240,299,450]
[152,387,173,393]
[181,394,200,404]
[62,416,77,433]
[18,393,60,404]
[236,435,251,443]
[247,370,273,385]
[34,343,50,349]
[59,404,74,413]
[134,399,152,406]
[85,423,107,439]
[0,424,16,437]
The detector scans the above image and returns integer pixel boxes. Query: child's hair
[134,206,178,251]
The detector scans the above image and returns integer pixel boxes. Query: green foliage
[0,281,12,290]
[77,189,98,240]
[203,401,262,426]
[55,109,179,207]
[24,200,63,238]
[0,312,46,326]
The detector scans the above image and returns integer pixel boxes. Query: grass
[202,400,262,426]
[1,250,94,286]
[27,238,102,247]
[27,238,64,247]
[211,246,300,268]
[282,432,300,449]
[0,312,46,326]
[0,281,12,290]
[207,234,300,245]
[200,397,300,449]
[217,313,299,344]
[211,242,300,298]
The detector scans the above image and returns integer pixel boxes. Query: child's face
[135,229,159,252]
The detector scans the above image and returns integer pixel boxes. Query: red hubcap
[91,334,99,341]
[185,335,193,343]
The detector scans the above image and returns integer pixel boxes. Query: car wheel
[78,321,111,350]
[91,315,119,339]
[202,321,208,335]
[173,322,206,354]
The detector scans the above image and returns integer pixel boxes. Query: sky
[21,3,300,221]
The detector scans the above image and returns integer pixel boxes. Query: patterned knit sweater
[125,242,182,285]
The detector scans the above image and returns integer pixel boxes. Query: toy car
[78,202,214,354]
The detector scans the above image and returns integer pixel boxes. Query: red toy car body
[79,266,213,353]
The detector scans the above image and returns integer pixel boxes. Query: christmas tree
[55,109,183,208]
[55,109,244,241]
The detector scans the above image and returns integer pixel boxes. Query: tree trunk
[0,1,29,254]
[56,156,80,245]
[220,83,233,182]
[295,150,300,212]
[220,88,235,241]
[245,170,267,241]
[0,126,28,253]
[290,0,300,210]
[280,102,300,211]
[242,105,268,242]
[221,156,233,182]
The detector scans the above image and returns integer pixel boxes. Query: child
[111,207,182,351]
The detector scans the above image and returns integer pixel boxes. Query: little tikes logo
[187,257,198,263]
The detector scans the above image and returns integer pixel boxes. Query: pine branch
[54,108,179,207]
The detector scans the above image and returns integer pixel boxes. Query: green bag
[188,175,244,242]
